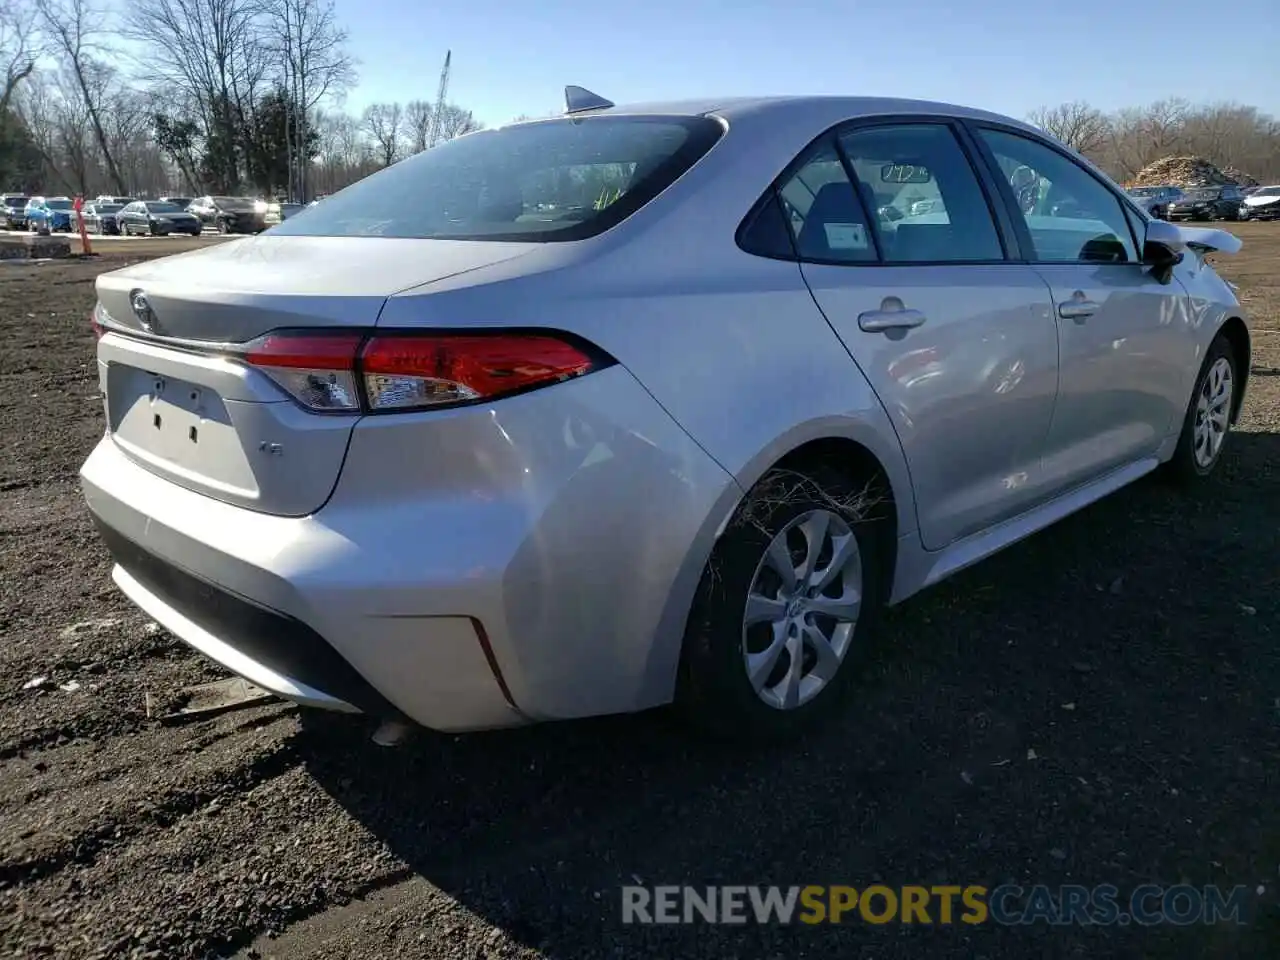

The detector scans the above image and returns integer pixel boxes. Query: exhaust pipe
[371,717,415,747]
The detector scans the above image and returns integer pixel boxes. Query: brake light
[241,330,610,414]
[360,333,602,411]
[244,332,364,412]
[90,313,104,340]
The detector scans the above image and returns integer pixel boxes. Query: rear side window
[269,115,724,242]
[838,123,1004,263]
[776,142,877,264]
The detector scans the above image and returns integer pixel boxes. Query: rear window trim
[267,113,727,244]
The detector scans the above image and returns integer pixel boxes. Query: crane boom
[427,50,451,148]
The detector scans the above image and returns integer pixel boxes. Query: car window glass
[977,128,1136,264]
[837,123,1003,263]
[269,116,723,242]
[776,142,877,263]
[738,192,797,259]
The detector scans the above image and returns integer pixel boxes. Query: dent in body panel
[1175,256,1247,409]
[310,366,738,720]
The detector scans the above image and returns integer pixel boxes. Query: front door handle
[858,308,928,332]
[1058,298,1100,321]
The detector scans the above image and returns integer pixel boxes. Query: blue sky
[335,0,1278,126]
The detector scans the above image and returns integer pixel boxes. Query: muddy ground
[0,228,1277,960]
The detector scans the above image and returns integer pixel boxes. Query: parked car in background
[1166,184,1245,221]
[1239,185,1280,220]
[83,202,125,235]
[80,91,1251,743]
[2,194,29,229]
[118,200,204,236]
[1125,185,1182,219]
[95,195,135,207]
[187,195,265,234]
[263,200,303,226]
[25,196,75,232]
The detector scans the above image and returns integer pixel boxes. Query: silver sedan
[80,90,1250,742]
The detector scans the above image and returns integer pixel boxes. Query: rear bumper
[80,365,739,731]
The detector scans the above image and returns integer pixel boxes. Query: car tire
[1162,334,1238,486]
[216,219,229,235]
[675,463,890,742]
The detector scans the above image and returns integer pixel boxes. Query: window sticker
[824,222,868,250]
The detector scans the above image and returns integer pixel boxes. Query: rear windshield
[145,202,185,213]
[4,195,26,206]
[268,115,725,242]
[46,199,73,210]
[96,204,122,213]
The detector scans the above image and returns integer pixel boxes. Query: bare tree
[404,98,431,153]
[35,0,128,192]
[433,102,482,142]
[269,0,354,200]
[1026,101,1110,158]
[127,0,266,191]
[12,72,81,191]
[0,0,38,114]
[361,101,400,166]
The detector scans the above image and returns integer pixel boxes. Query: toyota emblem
[130,289,157,333]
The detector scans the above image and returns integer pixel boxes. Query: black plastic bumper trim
[92,517,402,719]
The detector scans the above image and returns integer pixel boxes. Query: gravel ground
[1,229,1278,960]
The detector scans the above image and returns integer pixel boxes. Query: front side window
[976,128,1136,264]
[268,115,724,242]
[837,123,1004,263]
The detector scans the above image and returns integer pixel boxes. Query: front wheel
[1163,335,1237,485]
[675,465,889,741]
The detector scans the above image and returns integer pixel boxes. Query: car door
[121,202,140,232]
[969,126,1192,489]
[786,121,1060,551]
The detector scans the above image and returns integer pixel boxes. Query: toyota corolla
[80,88,1249,742]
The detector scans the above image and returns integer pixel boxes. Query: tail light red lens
[360,334,601,412]
[241,330,611,414]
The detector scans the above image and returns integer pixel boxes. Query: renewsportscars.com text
[621,884,1253,926]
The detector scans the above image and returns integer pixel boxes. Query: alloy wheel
[1193,356,1233,469]
[741,509,862,711]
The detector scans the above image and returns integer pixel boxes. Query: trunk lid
[95,235,536,516]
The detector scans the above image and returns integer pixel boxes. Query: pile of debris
[1125,156,1254,189]
[1221,166,1259,189]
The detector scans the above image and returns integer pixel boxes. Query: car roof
[559,94,1043,133]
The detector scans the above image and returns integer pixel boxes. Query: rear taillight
[91,314,104,340]
[360,333,601,412]
[241,330,610,414]
[244,332,364,412]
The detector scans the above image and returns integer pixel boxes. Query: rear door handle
[1058,299,1100,321]
[858,308,928,332]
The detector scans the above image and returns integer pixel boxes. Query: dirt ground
[0,227,1277,960]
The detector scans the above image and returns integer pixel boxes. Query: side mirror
[1142,218,1186,262]
[1141,218,1185,283]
